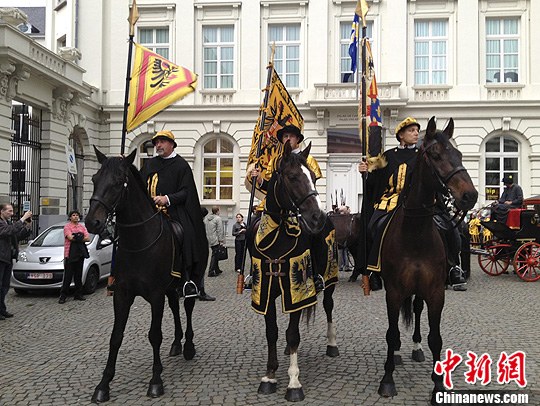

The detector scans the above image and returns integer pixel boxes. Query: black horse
[377,117,478,405]
[249,142,339,402]
[85,147,196,402]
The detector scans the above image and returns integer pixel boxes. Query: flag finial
[355,0,369,28]
[128,0,140,36]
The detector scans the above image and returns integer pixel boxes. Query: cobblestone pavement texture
[1,255,538,405]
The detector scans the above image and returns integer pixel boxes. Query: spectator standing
[59,210,90,304]
[0,204,32,319]
[232,213,247,273]
[204,206,224,277]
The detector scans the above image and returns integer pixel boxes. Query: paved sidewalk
[1,257,538,405]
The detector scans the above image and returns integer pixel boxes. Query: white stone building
[1,0,539,239]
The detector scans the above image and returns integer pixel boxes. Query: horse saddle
[169,220,184,246]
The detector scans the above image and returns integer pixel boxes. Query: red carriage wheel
[477,244,511,276]
[513,242,540,282]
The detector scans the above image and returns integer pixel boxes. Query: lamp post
[143,140,154,157]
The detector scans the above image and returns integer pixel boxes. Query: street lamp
[143,140,154,157]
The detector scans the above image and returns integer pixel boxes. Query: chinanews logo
[433,348,531,405]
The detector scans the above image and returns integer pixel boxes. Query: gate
[11,102,41,237]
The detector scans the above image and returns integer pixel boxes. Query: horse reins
[401,141,468,227]
[90,174,166,253]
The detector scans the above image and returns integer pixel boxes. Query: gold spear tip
[128,0,140,36]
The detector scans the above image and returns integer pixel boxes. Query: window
[138,27,170,59]
[486,18,519,83]
[268,24,300,88]
[203,26,234,89]
[340,21,373,83]
[203,138,234,200]
[414,20,447,85]
[485,136,519,198]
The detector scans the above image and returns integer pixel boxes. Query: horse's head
[422,116,478,211]
[85,146,137,234]
[273,141,326,234]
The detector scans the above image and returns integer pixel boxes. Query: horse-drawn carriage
[475,196,540,282]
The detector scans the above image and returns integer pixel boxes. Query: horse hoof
[284,345,290,355]
[258,381,277,395]
[326,345,340,357]
[378,382,397,398]
[147,383,164,398]
[183,343,196,360]
[169,343,182,357]
[394,354,403,365]
[411,349,425,362]
[285,387,305,402]
[91,388,110,403]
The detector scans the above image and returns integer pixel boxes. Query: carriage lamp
[143,140,154,157]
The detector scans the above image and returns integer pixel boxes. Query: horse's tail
[400,296,413,329]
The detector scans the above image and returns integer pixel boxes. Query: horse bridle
[421,140,469,227]
[422,141,467,193]
[273,166,319,217]
[89,174,165,252]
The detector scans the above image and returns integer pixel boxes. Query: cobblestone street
[1,257,538,405]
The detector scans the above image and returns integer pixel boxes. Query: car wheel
[14,288,28,295]
[83,266,100,294]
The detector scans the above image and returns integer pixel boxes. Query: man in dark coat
[0,204,32,319]
[140,130,214,301]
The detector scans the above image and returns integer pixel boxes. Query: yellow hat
[152,130,177,147]
[395,117,420,140]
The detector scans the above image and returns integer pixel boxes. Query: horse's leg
[166,289,183,357]
[258,297,279,395]
[147,295,166,398]
[427,292,445,405]
[411,295,426,362]
[182,297,196,360]
[91,291,135,403]
[378,290,401,398]
[323,284,339,357]
[285,310,304,402]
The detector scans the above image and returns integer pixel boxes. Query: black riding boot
[449,266,467,291]
[369,272,383,291]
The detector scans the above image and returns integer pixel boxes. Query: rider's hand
[251,168,262,185]
[153,195,168,206]
[357,161,368,173]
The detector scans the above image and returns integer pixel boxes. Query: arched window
[202,137,233,200]
[485,135,519,198]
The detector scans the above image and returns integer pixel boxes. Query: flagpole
[237,47,276,294]
[106,0,139,296]
[360,25,371,296]
[121,0,139,156]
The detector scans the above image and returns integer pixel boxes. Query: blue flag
[348,14,360,73]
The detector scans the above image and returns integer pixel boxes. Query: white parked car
[11,223,113,294]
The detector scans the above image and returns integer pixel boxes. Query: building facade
[1,0,539,239]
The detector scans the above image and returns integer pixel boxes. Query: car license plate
[28,273,53,279]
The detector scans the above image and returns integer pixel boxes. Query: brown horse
[249,142,338,402]
[377,117,478,405]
